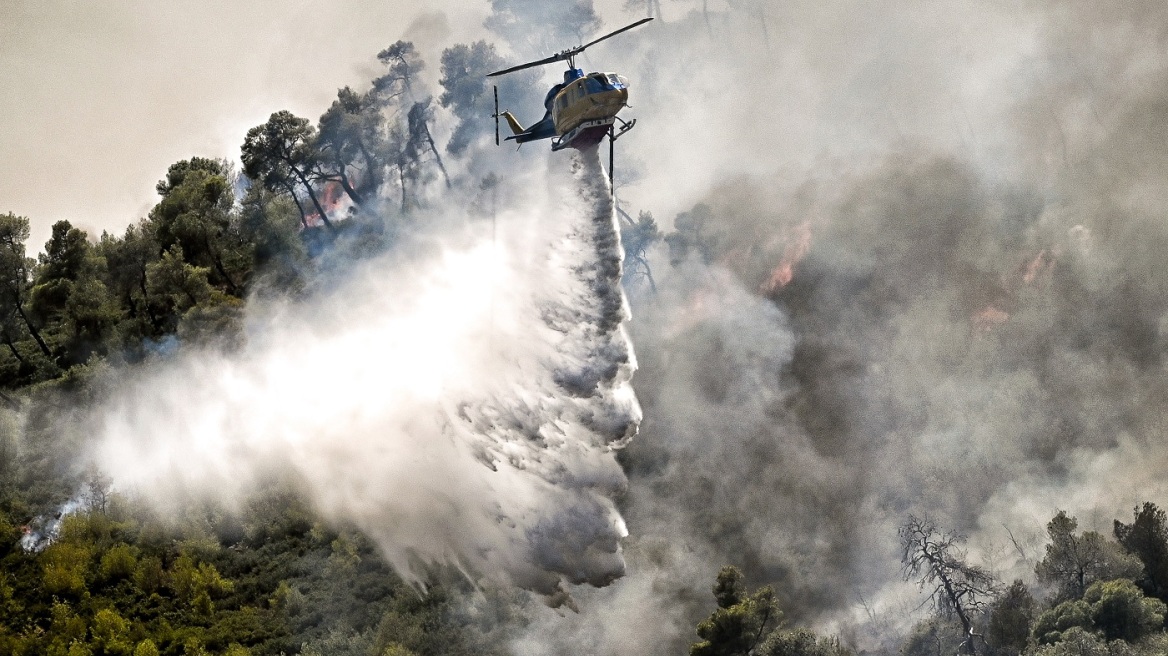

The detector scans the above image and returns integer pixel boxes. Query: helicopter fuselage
[550,69,630,138]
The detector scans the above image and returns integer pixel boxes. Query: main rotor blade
[486,17,654,78]
[486,52,566,77]
[577,17,654,53]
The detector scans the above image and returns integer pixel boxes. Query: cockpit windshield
[584,75,606,94]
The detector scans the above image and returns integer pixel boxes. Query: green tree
[237,187,305,293]
[438,42,509,155]
[901,618,967,656]
[759,629,851,656]
[1031,599,1091,649]
[90,608,132,655]
[134,555,164,594]
[41,542,92,597]
[316,87,382,208]
[98,543,139,582]
[132,640,160,656]
[691,566,781,656]
[1114,502,1168,601]
[149,159,247,295]
[145,246,213,330]
[406,99,450,189]
[1032,579,1165,646]
[47,601,88,655]
[1027,627,1110,656]
[167,554,233,618]
[301,627,373,656]
[29,220,119,368]
[0,213,51,358]
[1036,511,1142,602]
[96,221,163,344]
[987,580,1036,656]
[621,210,660,291]
[241,111,334,230]
[665,203,721,265]
[373,41,423,102]
[1084,578,1166,643]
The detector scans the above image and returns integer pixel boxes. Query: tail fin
[501,111,525,135]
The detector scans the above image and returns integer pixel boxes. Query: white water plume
[94,147,637,603]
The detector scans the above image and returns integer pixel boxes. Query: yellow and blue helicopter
[487,18,652,184]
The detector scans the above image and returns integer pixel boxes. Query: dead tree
[900,515,1000,655]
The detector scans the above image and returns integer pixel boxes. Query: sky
[0,0,497,249]
[0,0,1033,250]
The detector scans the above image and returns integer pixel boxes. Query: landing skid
[551,117,617,152]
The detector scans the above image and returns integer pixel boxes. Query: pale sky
[0,0,1046,253]
[0,0,509,250]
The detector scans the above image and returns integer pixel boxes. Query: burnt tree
[900,515,999,655]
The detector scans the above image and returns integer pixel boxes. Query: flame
[304,181,351,227]
[1020,249,1053,285]
[761,221,812,293]
[970,248,1057,332]
[320,181,343,209]
[972,305,1010,333]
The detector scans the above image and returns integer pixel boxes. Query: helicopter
[487,18,653,190]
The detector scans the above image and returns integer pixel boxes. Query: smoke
[503,2,1168,654]
[19,485,94,552]
[92,146,638,604]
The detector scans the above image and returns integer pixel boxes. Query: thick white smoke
[94,147,638,603]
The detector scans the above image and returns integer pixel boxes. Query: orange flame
[1020,249,1053,285]
[971,248,1055,332]
[304,181,348,227]
[761,221,812,293]
[972,305,1009,333]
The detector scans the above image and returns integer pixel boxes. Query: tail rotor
[491,86,500,146]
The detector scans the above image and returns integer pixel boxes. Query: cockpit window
[584,76,604,94]
[607,74,622,87]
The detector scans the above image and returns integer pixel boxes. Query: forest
[8,1,1168,655]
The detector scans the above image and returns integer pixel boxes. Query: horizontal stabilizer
[503,115,558,144]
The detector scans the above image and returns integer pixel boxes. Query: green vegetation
[0,478,514,656]
[689,566,850,656]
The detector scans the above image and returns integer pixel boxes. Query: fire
[304,181,351,227]
[1020,249,1053,285]
[970,248,1056,332]
[972,305,1009,333]
[761,221,812,294]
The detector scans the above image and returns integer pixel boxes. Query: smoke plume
[508,3,1168,654]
